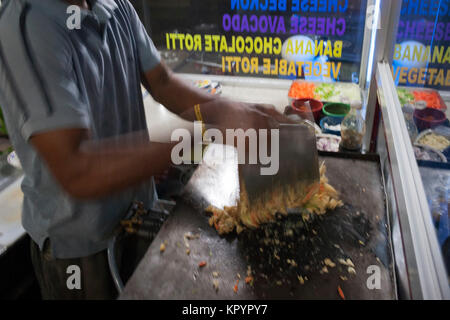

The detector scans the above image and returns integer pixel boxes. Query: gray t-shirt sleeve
[18,16,90,141]
[124,0,161,73]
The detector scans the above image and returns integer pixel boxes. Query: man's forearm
[31,129,176,200]
[67,141,175,199]
[144,63,218,115]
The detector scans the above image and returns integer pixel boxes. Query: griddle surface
[120,147,396,300]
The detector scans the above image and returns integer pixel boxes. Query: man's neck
[63,0,90,10]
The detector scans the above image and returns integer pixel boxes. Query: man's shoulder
[0,1,67,48]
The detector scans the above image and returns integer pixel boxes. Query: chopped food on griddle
[206,162,343,235]
[198,261,207,268]
[324,258,336,268]
[338,258,355,267]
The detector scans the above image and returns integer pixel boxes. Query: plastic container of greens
[322,102,351,119]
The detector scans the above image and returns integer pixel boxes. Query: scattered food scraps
[206,163,343,235]
[233,279,239,293]
[324,258,336,268]
[199,261,207,268]
[297,275,305,285]
[338,286,346,300]
[213,279,219,292]
[184,232,200,240]
[338,258,354,267]
[348,267,356,275]
[183,232,200,249]
[212,272,219,278]
[245,276,254,285]
[160,243,166,253]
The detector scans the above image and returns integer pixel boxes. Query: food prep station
[124,73,448,299]
[0,0,449,301]
[0,71,448,299]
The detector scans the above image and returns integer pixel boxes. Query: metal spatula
[238,122,320,212]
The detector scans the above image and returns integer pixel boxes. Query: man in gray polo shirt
[0,0,286,299]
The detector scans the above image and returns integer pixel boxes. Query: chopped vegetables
[414,146,445,162]
[413,90,445,110]
[159,242,166,253]
[199,261,207,268]
[206,163,343,234]
[397,88,446,109]
[288,81,318,100]
[397,88,415,106]
[338,258,355,267]
[317,134,341,152]
[417,132,450,151]
[213,279,220,291]
[324,258,336,268]
[315,83,339,101]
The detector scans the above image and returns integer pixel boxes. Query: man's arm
[143,62,291,129]
[30,128,175,200]
[142,62,218,115]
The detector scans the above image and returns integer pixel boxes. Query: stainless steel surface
[120,145,396,300]
[239,123,319,210]
[376,62,450,299]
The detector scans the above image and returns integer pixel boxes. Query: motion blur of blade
[239,122,320,212]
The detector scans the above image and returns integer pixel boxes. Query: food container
[291,98,323,123]
[322,102,350,119]
[316,134,341,152]
[320,116,342,136]
[415,129,450,151]
[413,108,447,131]
[413,144,447,163]
[397,86,447,110]
[442,146,450,162]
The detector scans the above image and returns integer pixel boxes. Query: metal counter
[120,145,396,300]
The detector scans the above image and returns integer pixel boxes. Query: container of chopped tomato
[413,107,447,131]
[290,98,323,123]
[288,81,318,103]
[412,89,447,111]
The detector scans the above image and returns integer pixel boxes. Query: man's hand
[182,98,293,132]
[143,62,292,131]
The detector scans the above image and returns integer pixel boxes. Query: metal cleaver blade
[238,122,320,211]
